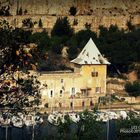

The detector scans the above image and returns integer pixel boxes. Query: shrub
[69,6,77,16]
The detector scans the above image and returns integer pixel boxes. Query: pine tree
[38,19,43,28]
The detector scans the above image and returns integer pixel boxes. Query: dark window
[91,72,98,77]
[59,103,62,108]
[60,90,63,97]
[50,90,53,97]
[82,101,85,107]
[90,101,93,106]
[70,102,73,108]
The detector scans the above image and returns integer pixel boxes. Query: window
[96,87,101,93]
[70,102,73,108]
[90,101,93,106]
[81,89,88,96]
[82,101,85,107]
[71,87,76,95]
[59,103,62,108]
[50,90,53,97]
[91,68,98,77]
[49,89,54,98]
[91,71,98,77]
[61,79,63,83]
[60,89,63,97]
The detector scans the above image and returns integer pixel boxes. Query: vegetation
[44,110,140,140]
[0,6,10,16]
[125,81,140,97]
[69,6,77,16]
[0,20,42,112]
[1,17,140,74]
[22,18,37,28]
[51,17,73,37]
[38,19,43,28]
[115,113,140,140]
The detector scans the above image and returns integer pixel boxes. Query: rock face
[0,0,140,32]
[1,0,139,16]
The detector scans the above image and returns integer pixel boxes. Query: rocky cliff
[0,0,140,32]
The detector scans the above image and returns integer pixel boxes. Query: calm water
[1,119,139,140]
[0,117,78,140]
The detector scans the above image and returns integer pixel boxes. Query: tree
[38,19,43,28]
[125,81,140,97]
[77,110,104,140]
[22,18,37,28]
[18,7,23,15]
[69,6,77,16]
[115,114,140,140]
[0,6,10,16]
[0,20,42,114]
[126,20,135,32]
[50,36,63,54]
[0,72,41,109]
[67,29,97,59]
[29,30,50,52]
[51,17,73,37]
[85,23,91,30]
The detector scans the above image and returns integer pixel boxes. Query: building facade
[39,38,110,112]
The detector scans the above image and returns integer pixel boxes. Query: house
[39,38,110,112]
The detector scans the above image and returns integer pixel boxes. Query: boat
[69,113,80,123]
[48,113,59,125]
[119,111,127,119]
[106,111,118,120]
[23,115,36,127]
[34,115,43,124]
[11,115,24,128]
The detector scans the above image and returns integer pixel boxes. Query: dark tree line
[1,17,140,74]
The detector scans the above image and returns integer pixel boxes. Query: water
[0,117,79,140]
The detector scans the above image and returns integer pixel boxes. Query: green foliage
[38,19,43,28]
[125,81,140,97]
[85,23,91,30]
[51,17,73,37]
[30,30,50,52]
[69,6,77,16]
[67,29,97,59]
[50,36,64,54]
[0,6,10,16]
[22,18,37,28]
[77,110,104,140]
[57,115,72,139]
[126,20,135,32]
[98,24,140,73]
[115,116,140,140]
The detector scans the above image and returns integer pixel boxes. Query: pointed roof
[71,38,110,65]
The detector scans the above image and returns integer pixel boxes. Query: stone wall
[0,14,140,33]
